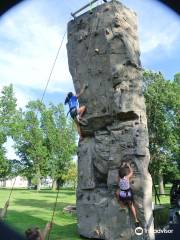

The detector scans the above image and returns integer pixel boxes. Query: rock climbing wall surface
[67,1,154,240]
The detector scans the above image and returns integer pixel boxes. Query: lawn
[0,185,172,239]
[153,184,171,206]
[0,188,81,240]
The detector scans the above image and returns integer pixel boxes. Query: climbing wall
[67,1,154,240]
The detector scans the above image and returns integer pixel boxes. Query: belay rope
[47,187,60,240]
[45,3,101,236]
[46,3,100,235]
[2,2,130,239]
[2,27,67,237]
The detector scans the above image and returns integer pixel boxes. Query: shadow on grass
[5,210,82,240]
[14,199,73,211]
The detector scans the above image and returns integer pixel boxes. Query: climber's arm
[126,163,133,179]
[40,222,52,240]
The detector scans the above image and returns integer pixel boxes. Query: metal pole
[71,0,99,18]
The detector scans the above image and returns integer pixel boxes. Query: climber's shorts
[119,188,133,202]
[70,107,78,119]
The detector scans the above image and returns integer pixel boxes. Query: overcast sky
[0,0,179,159]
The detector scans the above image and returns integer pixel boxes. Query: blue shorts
[119,188,133,202]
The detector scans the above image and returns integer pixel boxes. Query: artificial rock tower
[67,1,154,239]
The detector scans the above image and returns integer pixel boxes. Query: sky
[0,0,179,159]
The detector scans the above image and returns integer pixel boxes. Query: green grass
[152,184,171,206]
[0,185,172,239]
[0,188,82,240]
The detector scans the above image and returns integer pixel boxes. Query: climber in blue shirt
[65,84,88,139]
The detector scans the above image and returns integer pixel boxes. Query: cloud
[140,21,180,54]
[0,0,179,98]
[122,0,180,55]
[0,1,73,99]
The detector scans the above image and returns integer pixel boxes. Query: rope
[7,177,16,202]
[1,177,16,221]
[40,30,67,103]
[2,26,67,225]
[47,187,60,240]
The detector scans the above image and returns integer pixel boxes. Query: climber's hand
[84,83,88,89]
[126,163,131,168]
[121,162,126,167]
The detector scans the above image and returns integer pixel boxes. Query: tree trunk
[3,179,6,187]
[35,166,41,191]
[37,177,41,191]
[27,177,32,188]
[158,174,165,195]
[52,180,57,191]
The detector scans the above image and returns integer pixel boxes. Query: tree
[13,100,77,190]
[14,101,49,190]
[0,84,17,179]
[143,70,180,194]
[0,84,17,136]
[62,161,77,189]
[0,146,10,179]
[41,103,77,190]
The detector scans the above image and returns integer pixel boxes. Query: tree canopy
[0,85,77,190]
[143,70,180,193]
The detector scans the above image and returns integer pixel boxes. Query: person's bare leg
[128,202,139,222]
[115,190,126,208]
[119,200,126,209]
[115,189,119,200]
[75,118,83,140]
[77,106,86,119]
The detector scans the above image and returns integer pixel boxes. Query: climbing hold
[78,36,83,42]
[114,16,121,27]
[104,5,109,12]
[95,48,100,54]
[105,28,110,35]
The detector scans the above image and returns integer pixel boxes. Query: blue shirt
[68,95,78,110]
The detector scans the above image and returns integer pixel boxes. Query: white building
[0,176,28,188]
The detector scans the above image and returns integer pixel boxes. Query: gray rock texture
[67,1,154,239]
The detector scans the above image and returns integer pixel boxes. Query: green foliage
[143,70,180,183]
[0,149,10,178]
[0,84,17,136]
[62,161,77,189]
[40,103,77,188]
[12,99,77,189]
[14,101,49,189]
[0,85,18,178]
[0,83,77,187]
[0,189,80,240]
